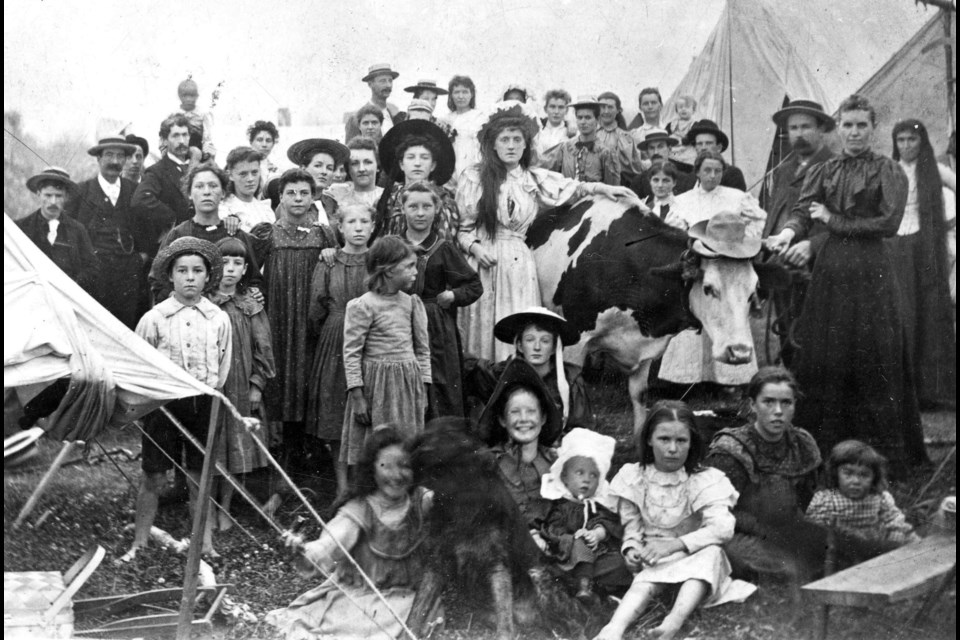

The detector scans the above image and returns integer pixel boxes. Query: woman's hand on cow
[639,538,685,565]
[765,229,795,254]
[436,290,455,309]
[350,388,371,427]
[595,184,639,203]
[470,242,497,269]
[809,201,833,224]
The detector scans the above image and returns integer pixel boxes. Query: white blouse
[668,184,767,238]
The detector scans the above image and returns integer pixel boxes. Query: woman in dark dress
[768,94,927,471]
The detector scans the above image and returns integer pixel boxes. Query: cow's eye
[703,284,719,298]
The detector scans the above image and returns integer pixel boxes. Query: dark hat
[87,136,138,156]
[154,236,223,291]
[478,101,541,147]
[689,211,761,260]
[494,306,580,347]
[772,99,836,132]
[26,166,77,194]
[569,94,602,111]
[404,79,448,95]
[378,120,456,186]
[287,138,350,168]
[125,134,150,156]
[685,119,729,151]
[362,63,400,83]
[477,358,563,447]
[637,129,680,151]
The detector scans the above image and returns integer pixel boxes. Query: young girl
[401,182,482,418]
[596,401,754,640]
[806,440,920,551]
[341,236,431,465]
[666,95,698,166]
[219,146,276,232]
[212,237,276,530]
[644,159,679,222]
[306,205,374,499]
[540,428,630,604]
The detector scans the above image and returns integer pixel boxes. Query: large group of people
[13,63,956,639]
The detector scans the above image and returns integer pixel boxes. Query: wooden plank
[802,535,957,608]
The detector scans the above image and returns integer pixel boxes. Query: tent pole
[13,441,77,529]
[175,396,221,640]
[726,0,737,166]
[942,9,956,131]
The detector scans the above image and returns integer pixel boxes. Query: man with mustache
[344,63,406,142]
[133,113,194,273]
[759,99,835,365]
[64,136,147,328]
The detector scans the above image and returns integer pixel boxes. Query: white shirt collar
[98,173,121,203]
[167,152,189,166]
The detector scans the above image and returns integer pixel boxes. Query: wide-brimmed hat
[378,120,456,186]
[501,84,529,101]
[494,306,580,346]
[689,211,761,259]
[569,95,602,111]
[154,236,223,291]
[404,79,448,95]
[362,63,400,83]
[287,138,350,168]
[87,136,138,157]
[540,428,618,508]
[685,119,729,151]
[406,98,434,115]
[477,358,563,447]
[478,100,541,146]
[772,99,836,132]
[125,134,150,156]
[26,166,77,194]
[638,129,680,151]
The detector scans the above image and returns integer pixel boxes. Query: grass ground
[4,372,956,639]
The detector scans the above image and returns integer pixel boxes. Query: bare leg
[121,471,166,562]
[218,478,234,532]
[593,579,663,640]
[651,579,709,640]
[332,442,349,501]
[187,470,218,557]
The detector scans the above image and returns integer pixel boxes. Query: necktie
[659,203,670,220]
[47,219,60,245]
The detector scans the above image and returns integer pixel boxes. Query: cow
[527,198,788,433]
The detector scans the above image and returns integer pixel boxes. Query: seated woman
[465,306,595,431]
[374,119,459,242]
[596,400,754,640]
[267,425,433,639]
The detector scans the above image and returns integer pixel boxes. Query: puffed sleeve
[410,294,432,385]
[877,491,920,545]
[678,468,737,553]
[824,158,907,239]
[440,242,483,307]
[527,166,582,208]
[455,168,484,253]
[294,503,364,579]
[249,309,276,392]
[308,261,331,336]
[343,296,373,390]
[610,463,645,553]
[216,313,233,390]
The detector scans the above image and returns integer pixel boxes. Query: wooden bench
[802,534,956,640]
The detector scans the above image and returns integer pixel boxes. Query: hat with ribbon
[688,211,761,259]
[286,138,350,168]
[362,63,400,83]
[637,129,680,151]
[772,99,836,132]
[87,136,138,157]
[404,79,448,95]
[26,166,77,194]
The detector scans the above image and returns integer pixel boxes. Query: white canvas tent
[4,213,215,442]
[663,0,833,193]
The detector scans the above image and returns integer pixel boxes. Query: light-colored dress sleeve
[878,491,920,545]
[526,166,582,207]
[343,295,374,390]
[410,294,432,384]
[738,191,768,238]
[216,312,233,390]
[678,467,738,553]
[455,168,483,253]
[610,463,644,553]
[294,503,364,579]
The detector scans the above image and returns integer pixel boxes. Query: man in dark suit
[344,63,406,142]
[16,167,98,292]
[65,136,147,328]
[132,114,193,265]
[629,130,695,198]
[759,99,836,365]
[685,119,747,190]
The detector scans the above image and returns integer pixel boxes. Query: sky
[3,0,935,151]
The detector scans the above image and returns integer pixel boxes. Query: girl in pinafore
[306,204,374,499]
[341,236,431,464]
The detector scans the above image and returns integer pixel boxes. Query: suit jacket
[760,145,835,238]
[344,102,406,141]
[132,154,191,257]
[16,210,99,292]
[630,161,746,199]
[65,176,149,257]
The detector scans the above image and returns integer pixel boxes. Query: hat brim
[689,220,762,260]
[569,101,601,111]
[362,70,400,82]
[88,142,139,156]
[378,120,456,186]
[772,107,836,132]
[478,101,541,147]
[287,138,351,168]
[494,309,580,346]
[154,237,223,292]
[477,358,563,447]
[685,126,729,152]
[26,174,77,194]
[638,137,680,151]
[404,84,448,95]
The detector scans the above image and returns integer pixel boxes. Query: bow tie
[575,140,595,152]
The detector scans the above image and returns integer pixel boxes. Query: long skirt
[792,236,927,469]
[633,544,756,608]
[306,310,348,441]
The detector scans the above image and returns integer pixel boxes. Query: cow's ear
[754,259,791,292]
[648,262,683,279]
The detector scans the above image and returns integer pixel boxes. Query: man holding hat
[549,96,621,185]
[685,119,747,191]
[65,136,148,328]
[17,167,98,292]
[344,63,406,142]
[758,100,836,365]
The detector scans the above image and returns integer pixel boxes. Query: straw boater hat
[406,98,434,115]
[378,120,456,185]
[154,237,223,292]
[87,136,138,157]
[361,63,400,83]
[688,212,761,260]
[404,79,448,95]
[478,100,541,146]
[684,119,730,151]
[26,166,77,194]
[286,138,350,168]
[477,357,563,447]
[568,95,602,111]
[637,129,680,151]
[540,428,618,509]
[771,99,836,132]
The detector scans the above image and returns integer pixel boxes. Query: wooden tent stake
[13,441,77,529]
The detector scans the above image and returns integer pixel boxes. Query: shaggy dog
[406,418,540,640]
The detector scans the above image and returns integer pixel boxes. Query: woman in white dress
[456,101,636,361]
[441,75,486,184]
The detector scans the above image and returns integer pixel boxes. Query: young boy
[122,237,232,561]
